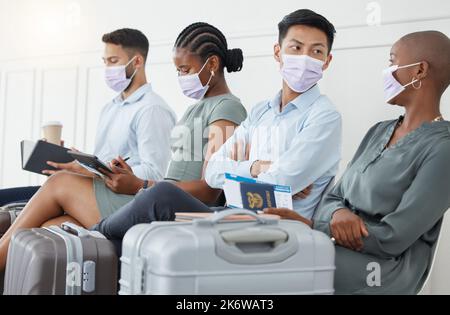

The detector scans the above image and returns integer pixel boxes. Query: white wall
[0,0,449,293]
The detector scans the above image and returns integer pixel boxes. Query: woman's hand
[43,160,93,177]
[102,166,148,195]
[43,147,92,177]
[101,157,148,195]
[330,208,369,251]
[263,208,312,227]
[109,156,133,172]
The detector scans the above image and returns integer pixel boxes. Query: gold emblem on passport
[246,192,263,209]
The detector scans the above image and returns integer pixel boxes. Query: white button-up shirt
[205,85,342,219]
[94,83,177,180]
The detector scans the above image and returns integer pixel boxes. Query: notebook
[20,140,74,176]
[67,151,113,179]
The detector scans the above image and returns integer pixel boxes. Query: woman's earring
[412,78,422,90]
[211,70,215,77]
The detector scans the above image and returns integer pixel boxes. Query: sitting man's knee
[152,182,182,204]
[133,181,179,220]
[135,182,172,204]
[152,181,178,194]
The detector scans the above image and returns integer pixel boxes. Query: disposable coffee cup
[42,121,63,146]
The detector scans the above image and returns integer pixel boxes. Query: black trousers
[92,182,215,252]
[0,186,41,206]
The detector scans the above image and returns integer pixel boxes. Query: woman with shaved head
[267,30,450,294]
[312,30,450,294]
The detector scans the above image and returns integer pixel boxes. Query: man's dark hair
[278,9,336,53]
[102,28,149,61]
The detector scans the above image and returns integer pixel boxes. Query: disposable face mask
[383,62,421,103]
[178,58,213,100]
[280,54,325,93]
[105,56,138,92]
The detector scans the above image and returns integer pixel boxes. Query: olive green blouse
[314,117,450,294]
[166,93,247,182]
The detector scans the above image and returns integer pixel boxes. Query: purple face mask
[105,56,138,93]
[178,58,213,100]
[280,54,325,93]
[383,62,421,103]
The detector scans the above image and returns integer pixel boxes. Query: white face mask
[178,58,214,100]
[383,62,421,103]
[104,56,138,93]
[280,54,325,93]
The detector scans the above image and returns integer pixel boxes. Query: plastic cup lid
[42,121,63,127]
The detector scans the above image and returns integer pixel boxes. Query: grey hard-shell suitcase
[119,209,335,295]
[3,222,118,295]
[0,202,26,237]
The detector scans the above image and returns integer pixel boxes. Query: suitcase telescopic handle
[194,209,278,226]
[61,222,91,237]
[61,222,107,239]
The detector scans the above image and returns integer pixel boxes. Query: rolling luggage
[0,202,27,237]
[119,209,335,295]
[3,222,118,295]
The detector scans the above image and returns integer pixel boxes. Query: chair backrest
[0,269,4,295]
[417,230,443,294]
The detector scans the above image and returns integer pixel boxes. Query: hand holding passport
[223,173,294,212]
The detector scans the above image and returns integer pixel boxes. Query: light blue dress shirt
[205,85,342,219]
[94,83,177,180]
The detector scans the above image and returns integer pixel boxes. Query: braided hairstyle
[174,22,243,73]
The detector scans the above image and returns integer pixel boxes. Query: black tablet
[21,140,75,176]
[67,151,113,174]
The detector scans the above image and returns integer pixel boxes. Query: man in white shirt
[0,28,176,206]
[46,28,176,179]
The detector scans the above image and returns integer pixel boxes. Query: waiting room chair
[417,229,443,295]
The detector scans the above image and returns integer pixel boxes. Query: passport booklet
[223,173,293,212]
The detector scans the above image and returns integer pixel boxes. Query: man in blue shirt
[205,9,342,219]
[0,28,176,205]
[91,9,342,243]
